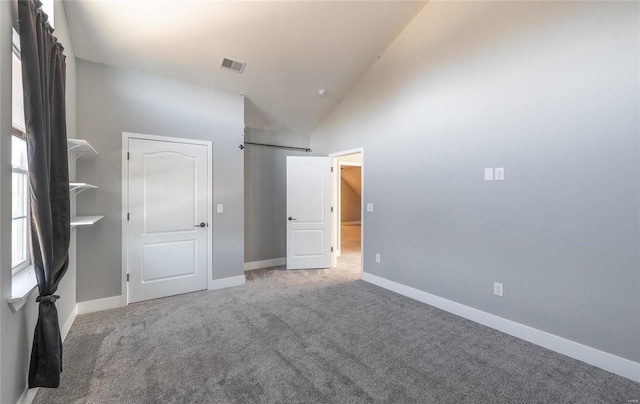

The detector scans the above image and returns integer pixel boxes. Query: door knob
[288,217,296,221]
[195,222,207,228]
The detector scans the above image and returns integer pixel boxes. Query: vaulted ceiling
[62,0,425,135]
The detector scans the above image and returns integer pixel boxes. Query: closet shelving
[67,138,103,229]
[70,216,103,227]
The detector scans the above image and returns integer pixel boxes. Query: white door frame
[329,148,364,271]
[121,132,213,306]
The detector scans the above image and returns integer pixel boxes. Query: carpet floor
[34,225,638,403]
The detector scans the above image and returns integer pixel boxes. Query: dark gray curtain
[18,0,70,389]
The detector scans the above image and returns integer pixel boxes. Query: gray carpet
[35,231,638,403]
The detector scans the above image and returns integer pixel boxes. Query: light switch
[366,203,374,212]
[217,204,224,213]
[484,168,494,181]
[495,167,505,181]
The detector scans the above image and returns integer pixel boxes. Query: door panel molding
[121,132,213,305]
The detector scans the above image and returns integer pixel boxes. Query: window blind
[11,29,26,137]
[12,49,25,134]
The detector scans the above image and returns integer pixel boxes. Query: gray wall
[76,59,244,302]
[312,1,640,362]
[244,128,310,263]
[0,1,78,402]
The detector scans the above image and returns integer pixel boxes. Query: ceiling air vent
[220,57,245,74]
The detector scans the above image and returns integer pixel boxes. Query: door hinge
[331,167,334,172]
[127,152,130,160]
[331,247,334,252]
[331,207,334,213]
[127,213,130,221]
[126,273,130,282]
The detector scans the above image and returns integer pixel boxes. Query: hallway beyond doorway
[339,223,361,274]
[245,224,361,281]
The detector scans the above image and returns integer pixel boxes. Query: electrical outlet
[367,203,374,212]
[494,282,504,297]
[375,253,381,263]
[495,167,505,181]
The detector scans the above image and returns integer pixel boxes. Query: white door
[286,156,331,269]
[127,137,209,303]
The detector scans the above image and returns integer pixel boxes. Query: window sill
[8,265,38,312]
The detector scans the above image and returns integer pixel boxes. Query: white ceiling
[62,0,426,135]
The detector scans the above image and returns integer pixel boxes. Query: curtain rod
[240,142,311,152]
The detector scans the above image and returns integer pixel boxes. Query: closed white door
[286,156,331,269]
[127,137,209,303]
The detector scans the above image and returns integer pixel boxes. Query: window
[41,0,54,28]
[12,29,30,274]
[12,136,28,272]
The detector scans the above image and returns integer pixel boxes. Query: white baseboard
[209,275,246,290]
[77,295,123,315]
[60,304,78,342]
[361,272,640,383]
[244,257,286,271]
[17,388,38,404]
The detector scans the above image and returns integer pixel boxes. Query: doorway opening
[330,149,363,277]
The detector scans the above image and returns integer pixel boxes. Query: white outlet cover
[494,282,504,297]
[495,167,505,181]
[484,168,494,181]
[375,253,381,263]
[216,204,224,213]
[367,203,374,212]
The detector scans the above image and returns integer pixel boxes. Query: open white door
[127,136,210,303]
[286,156,331,269]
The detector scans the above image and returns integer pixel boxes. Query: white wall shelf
[67,138,98,160]
[68,139,101,229]
[70,182,98,196]
[71,215,104,228]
